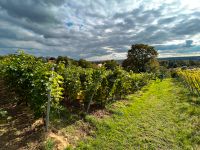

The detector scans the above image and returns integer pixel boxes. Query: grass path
[76,79,200,150]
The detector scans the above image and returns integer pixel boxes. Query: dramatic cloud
[0,0,200,60]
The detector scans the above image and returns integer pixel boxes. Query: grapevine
[176,68,200,96]
[0,51,152,116]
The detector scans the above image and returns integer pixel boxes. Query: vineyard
[176,69,200,96]
[0,52,199,149]
[1,0,200,149]
[0,51,152,118]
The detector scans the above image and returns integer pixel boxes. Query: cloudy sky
[0,0,200,60]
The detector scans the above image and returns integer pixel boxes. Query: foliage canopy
[122,44,158,72]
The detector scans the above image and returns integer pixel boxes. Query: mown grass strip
[75,79,199,150]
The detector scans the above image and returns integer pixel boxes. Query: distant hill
[158,56,200,61]
[93,56,200,65]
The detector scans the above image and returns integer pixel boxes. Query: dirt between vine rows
[0,82,88,149]
[0,103,73,150]
[0,79,45,149]
[0,102,45,150]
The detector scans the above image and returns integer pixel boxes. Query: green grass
[75,79,200,150]
[44,138,55,150]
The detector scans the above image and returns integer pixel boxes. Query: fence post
[45,66,54,132]
[46,89,51,132]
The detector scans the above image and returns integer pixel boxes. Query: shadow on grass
[51,102,106,130]
[171,78,200,146]
[172,78,200,104]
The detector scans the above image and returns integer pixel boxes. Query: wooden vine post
[46,58,55,132]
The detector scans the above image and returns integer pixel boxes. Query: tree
[56,56,71,66]
[104,60,119,70]
[78,59,96,68]
[122,44,158,72]
[0,56,4,60]
[145,58,160,73]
